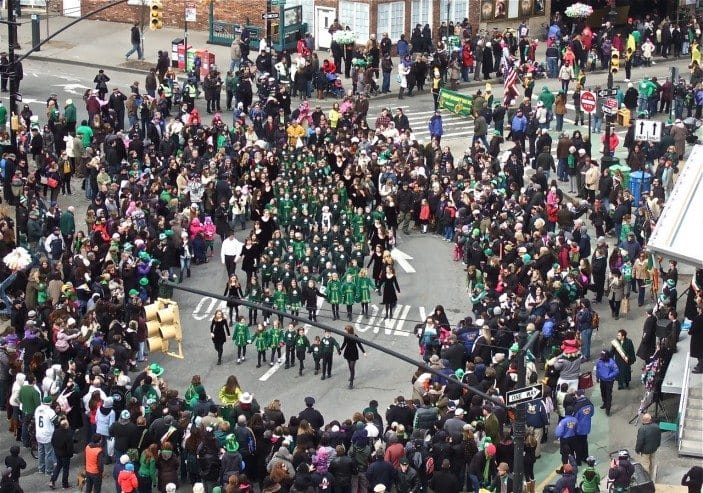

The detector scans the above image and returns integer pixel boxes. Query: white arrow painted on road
[52,83,90,95]
[391,248,416,273]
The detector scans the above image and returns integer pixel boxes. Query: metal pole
[140,0,145,62]
[184,5,188,64]
[266,0,271,47]
[8,0,17,152]
[163,280,508,408]
[601,71,614,170]
[588,111,592,143]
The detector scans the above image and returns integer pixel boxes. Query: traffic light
[149,0,163,30]
[144,298,184,359]
[610,48,620,74]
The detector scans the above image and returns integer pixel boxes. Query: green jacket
[138,452,157,484]
[319,335,340,355]
[0,105,7,126]
[538,87,555,110]
[64,103,77,123]
[59,211,75,236]
[76,124,93,147]
[18,384,41,416]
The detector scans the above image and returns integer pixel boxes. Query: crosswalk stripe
[394,305,412,337]
[381,304,404,334]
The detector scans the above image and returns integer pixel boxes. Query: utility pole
[7,0,18,152]
[512,328,540,493]
[164,281,508,408]
[265,0,272,47]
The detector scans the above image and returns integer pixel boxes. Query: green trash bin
[609,162,631,188]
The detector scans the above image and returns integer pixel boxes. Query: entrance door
[316,7,336,49]
[62,0,80,17]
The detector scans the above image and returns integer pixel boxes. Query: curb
[26,55,151,75]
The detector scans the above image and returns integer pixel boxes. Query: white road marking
[193,296,222,321]
[394,305,411,336]
[259,362,283,381]
[391,248,416,273]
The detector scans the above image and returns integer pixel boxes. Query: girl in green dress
[294,326,311,375]
[341,273,357,321]
[251,323,269,368]
[326,272,342,320]
[245,277,262,325]
[356,268,375,318]
[267,319,284,366]
[232,317,251,364]
[273,281,288,324]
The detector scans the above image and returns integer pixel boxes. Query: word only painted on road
[192,296,427,338]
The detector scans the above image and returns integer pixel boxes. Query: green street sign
[271,0,285,5]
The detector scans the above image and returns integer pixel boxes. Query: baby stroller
[325,73,345,98]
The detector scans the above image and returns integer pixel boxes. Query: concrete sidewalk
[14,15,685,96]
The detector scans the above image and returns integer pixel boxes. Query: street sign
[271,0,286,5]
[580,90,596,114]
[634,119,662,142]
[185,5,196,22]
[13,93,21,102]
[603,97,618,115]
[262,12,279,19]
[506,384,543,405]
[598,88,618,97]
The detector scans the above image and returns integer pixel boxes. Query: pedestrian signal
[149,0,163,30]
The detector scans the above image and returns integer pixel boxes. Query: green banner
[439,89,474,117]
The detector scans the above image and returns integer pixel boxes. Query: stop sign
[581,91,597,114]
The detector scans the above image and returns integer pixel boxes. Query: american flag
[503,61,520,106]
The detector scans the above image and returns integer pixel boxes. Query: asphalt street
[6,58,699,492]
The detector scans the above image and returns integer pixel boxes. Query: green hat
[484,248,493,257]
[138,251,150,261]
[553,263,561,270]
[148,363,164,377]
[128,289,139,297]
[224,434,240,453]
[493,130,501,136]
[455,369,465,380]
[522,254,532,264]
[510,343,519,353]
[159,233,167,240]
[43,395,53,404]
[123,242,133,251]
[139,277,149,286]
[667,279,675,287]
[472,228,480,238]
[164,229,174,237]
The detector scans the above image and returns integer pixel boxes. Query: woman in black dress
[367,244,385,288]
[223,274,244,324]
[240,237,260,285]
[210,309,230,365]
[378,265,400,320]
[340,325,366,389]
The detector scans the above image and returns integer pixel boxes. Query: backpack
[591,311,600,330]
[49,237,63,259]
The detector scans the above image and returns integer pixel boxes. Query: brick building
[57,0,550,48]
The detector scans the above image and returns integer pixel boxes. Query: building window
[439,0,469,22]
[285,0,314,30]
[411,0,432,28]
[339,0,370,41]
[483,0,540,19]
[377,2,405,40]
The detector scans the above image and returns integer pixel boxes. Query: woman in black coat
[210,309,230,365]
[340,325,366,389]
[378,265,400,321]
[240,237,260,285]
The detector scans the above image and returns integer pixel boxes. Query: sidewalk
[15,16,687,98]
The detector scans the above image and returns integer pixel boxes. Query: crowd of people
[1,5,703,493]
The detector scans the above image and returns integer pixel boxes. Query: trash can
[629,170,652,206]
[617,108,630,126]
[171,38,184,68]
